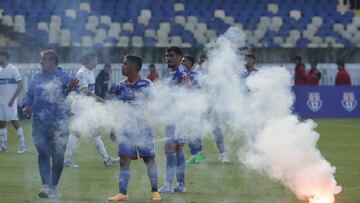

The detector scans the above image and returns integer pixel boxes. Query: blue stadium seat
[0,0,357,48]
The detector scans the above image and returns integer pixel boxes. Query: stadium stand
[0,0,359,48]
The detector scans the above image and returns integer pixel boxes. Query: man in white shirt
[0,51,27,153]
[64,53,117,167]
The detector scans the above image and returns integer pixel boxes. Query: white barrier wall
[11,63,360,102]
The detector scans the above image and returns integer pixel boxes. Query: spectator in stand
[147,64,159,82]
[307,61,322,85]
[335,61,352,85]
[95,63,111,99]
[293,56,307,85]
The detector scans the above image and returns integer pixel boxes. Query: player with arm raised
[64,53,117,168]
[22,50,79,198]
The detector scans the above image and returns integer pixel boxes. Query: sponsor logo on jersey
[0,78,16,84]
[307,92,322,112]
[342,92,357,112]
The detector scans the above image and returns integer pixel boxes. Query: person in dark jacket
[307,61,321,85]
[293,56,307,85]
[95,63,111,98]
[335,61,351,85]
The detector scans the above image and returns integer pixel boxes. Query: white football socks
[93,135,109,160]
[16,127,26,147]
[64,134,78,161]
[0,128,7,148]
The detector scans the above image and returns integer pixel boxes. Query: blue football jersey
[113,76,152,104]
[167,65,190,85]
[189,70,200,88]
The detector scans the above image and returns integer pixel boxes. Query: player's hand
[110,130,117,142]
[22,107,32,116]
[8,98,15,107]
[67,78,80,90]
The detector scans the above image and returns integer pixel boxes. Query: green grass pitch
[0,119,359,203]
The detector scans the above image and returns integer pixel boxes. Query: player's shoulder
[6,63,20,72]
[76,66,92,78]
[177,65,188,73]
[138,76,152,85]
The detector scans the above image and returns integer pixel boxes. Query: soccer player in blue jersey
[108,55,161,201]
[159,46,190,193]
[183,54,230,164]
[23,50,79,198]
[64,53,117,168]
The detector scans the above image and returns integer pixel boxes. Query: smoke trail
[203,27,341,202]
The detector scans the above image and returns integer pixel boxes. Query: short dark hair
[149,63,155,68]
[245,54,255,60]
[40,50,59,65]
[336,60,344,67]
[0,51,10,61]
[183,55,195,66]
[166,46,183,56]
[83,53,97,65]
[125,55,142,71]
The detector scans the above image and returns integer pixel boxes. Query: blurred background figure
[307,61,322,85]
[147,64,159,82]
[194,54,208,72]
[243,54,258,78]
[293,56,307,85]
[335,61,352,85]
[95,63,111,99]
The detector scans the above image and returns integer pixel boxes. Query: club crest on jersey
[307,92,322,112]
[341,92,357,112]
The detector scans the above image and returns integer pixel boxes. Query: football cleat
[64,160,80,168]
[0,146,8,153]
[219,152,230,164]
[158,183,174,193]
[186,152,206,164]
[104,157,119,167]
[17,145,28,154]
[151,192,161,201]
[108,193,129,201]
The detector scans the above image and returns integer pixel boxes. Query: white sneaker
[0,145,8,153]
[173,182,186,193]
[38,185,50,198]
[219,152,230,164]
[48,186,61,198]
[158,183,174,193]
[17,145,28,154]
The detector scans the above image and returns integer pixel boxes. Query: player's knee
[175,145,184,152]
[119,157,130,167]
[143,157,155,164]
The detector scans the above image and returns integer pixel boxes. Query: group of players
[0,47,258,201]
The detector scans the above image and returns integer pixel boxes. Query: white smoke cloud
[66,26,341,202]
